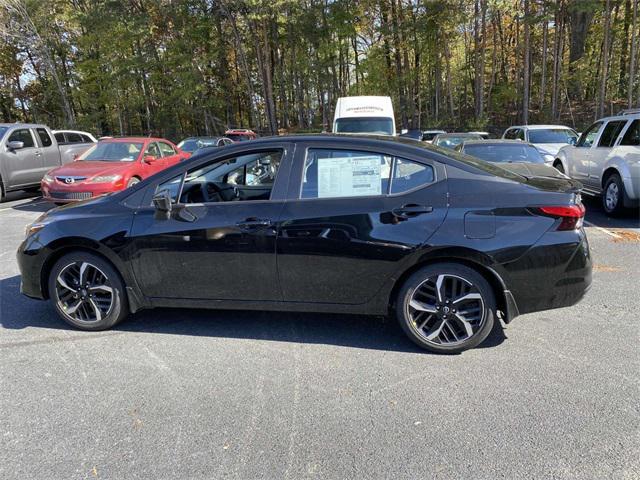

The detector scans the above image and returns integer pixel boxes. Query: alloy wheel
[55,262,114,323]
[406,274,485,346]
[605,182,619,211]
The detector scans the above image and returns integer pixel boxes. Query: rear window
[620,120,640,146]
[464,144,544,163]
[334,117,394,136]
[528,129,578,144]
[598,121,627,147]
[67,132,83,143]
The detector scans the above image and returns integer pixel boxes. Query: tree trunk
[539,1,549,112]
[629,0,639,107]
[567,0,595,101]
[522,0,531,124]
[598,0,612,118]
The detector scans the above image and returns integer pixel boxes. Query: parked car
[554,113,640,215]
[53,130,98,144]
[224,129,258,142]
[332,96,395,135]
[18,134,591,354]
[399,129,426,141]
[468,131,491,139]
[0,123,93,202]
[177,136,233,154]
[502,125,579,164]
[40,137,188,203]
[433,132,484,149]
[456,140,566,178]
[422,130,446,143]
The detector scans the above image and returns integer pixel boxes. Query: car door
[34,127,60,174]
[141,142,166,176]
[3,128,41,188]
[158,141,182,167]
[127,143,293,301]
[591,120,628,190]
[568,121,603,186]
[275,142,448,305]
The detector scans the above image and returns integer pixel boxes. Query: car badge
[65,177,75,184]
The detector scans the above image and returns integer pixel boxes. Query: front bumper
[17,237,47,300]
[41,181,119,203]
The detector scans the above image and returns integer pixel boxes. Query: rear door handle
[236,218,272,229]
[392,204,433,219]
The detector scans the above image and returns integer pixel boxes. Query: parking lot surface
[1,193,638,479]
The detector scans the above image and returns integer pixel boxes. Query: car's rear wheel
[48,252,128,330]
[602,173,625,216]
[396,263,496,354]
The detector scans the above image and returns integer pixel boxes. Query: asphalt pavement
[0,192,638,479]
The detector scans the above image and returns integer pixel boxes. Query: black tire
[0,178,5,203]
[553,161,565,174]
[396,263,496,354]
[602,173,626,216]
[48,252,129,330]
[127,177,141,188]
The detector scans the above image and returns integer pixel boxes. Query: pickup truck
[0,123,93,201]
[555,113,640,215]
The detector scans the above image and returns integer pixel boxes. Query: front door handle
[391,204,433,219]
[236,218,272,229]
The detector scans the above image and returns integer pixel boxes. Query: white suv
[502,125,579,164]
[555,113,640,215]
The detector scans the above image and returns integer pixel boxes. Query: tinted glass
[81,134,93,143]
[54,132,65,143]
[434,135,482,149]
[302,149,392,199]
[156,173,183,204]
[577,122,603,147]
[504,129,517,140]
[158,142,176,157]
[334,117,394,135]
[79,142,143,161]
[66,132,83,143]
[528,128,578,144]
[620,120,640,146]
[598,121,627,147]
[391,158,434,194]
[8,129,35,148]
[36,128,52,147]
[422,132,439,141]
[463,144,544,163]
[226,133,251,142]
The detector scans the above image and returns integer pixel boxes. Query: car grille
[56,176,87,184]
[49,191,93,200]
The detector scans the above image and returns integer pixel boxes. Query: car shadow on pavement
[582,196,640,229]
[0,275,507,354]
[10,198,55,213]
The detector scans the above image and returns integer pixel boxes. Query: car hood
[48,161,134,178]
[533,143,568,156]
[497,162,566,179]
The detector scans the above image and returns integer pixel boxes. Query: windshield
[79,142,143,162]
[528,128,578,144]
[334,117,394,135]
[434,135,482,149]
[178,138,219,152]
[422,132,441,141]
[226,133,251,142]
[0,126,8,141]
[464,144,544,163]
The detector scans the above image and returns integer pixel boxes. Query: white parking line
[584,220,622,239]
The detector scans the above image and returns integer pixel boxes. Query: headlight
[42,173,54,183]
[90,174,122,183]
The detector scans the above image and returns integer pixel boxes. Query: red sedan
[41,137,189,203]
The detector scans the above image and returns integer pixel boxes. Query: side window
[516,129,525,141]
[620,120,640,146]
[81,134,93,143]
[54,132,66,144]
[155,173,184,204]
[66,132,83,143]
[145,142,161,158]
[8,129,35,148]
[36,128,53,147]
[391,158,434,194]
[178,150,283,203]
[598,121,627,147]
[301,149,392,199]
[504,129,515,140]
[577,122,603,147]
[158,142,176,157]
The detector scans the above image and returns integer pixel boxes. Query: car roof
[507,124,574,130]
[0,123,47,129]
[99,137,163,143]
[435,133,482,137]
[594,113,640,121]
[462,139,534,146]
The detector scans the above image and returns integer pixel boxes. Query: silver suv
[555,113,640,215]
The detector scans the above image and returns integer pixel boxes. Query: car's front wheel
[553,161,565,174]
[48,252,128,330]
[396,263,496,354]
[602,173,625,216]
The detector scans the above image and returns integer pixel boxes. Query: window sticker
[317,155,382,198]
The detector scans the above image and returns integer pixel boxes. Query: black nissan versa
[17,135,592,353]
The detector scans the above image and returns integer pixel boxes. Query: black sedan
[18,135,592,353]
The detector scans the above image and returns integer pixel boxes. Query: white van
[332,96,396,136]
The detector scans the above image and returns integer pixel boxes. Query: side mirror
[7,141,24,150]
[144,155,159,164]
[152,189,173,213]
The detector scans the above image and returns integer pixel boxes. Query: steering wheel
[201,182,224,203]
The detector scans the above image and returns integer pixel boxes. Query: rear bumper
[502,228,592,316]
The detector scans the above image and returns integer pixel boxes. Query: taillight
[535,204,586,231]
